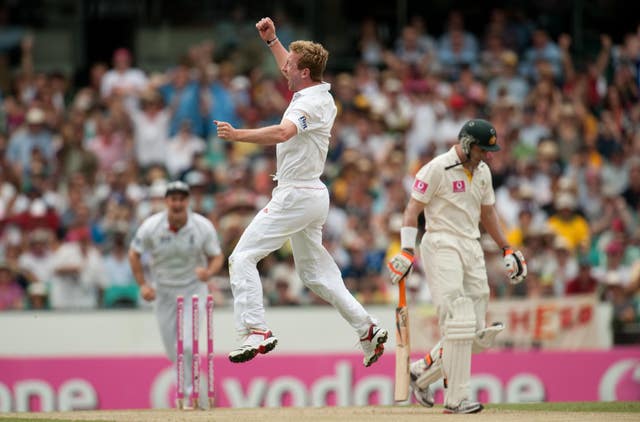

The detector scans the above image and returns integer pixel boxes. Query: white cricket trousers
[420,232,491,408]
[229,182,376,336]
[419,231,490,332]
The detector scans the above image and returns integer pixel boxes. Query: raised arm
[214,119,297,145]
[593,34,612,78]
[558,34,576,85]
[256,17,289,76]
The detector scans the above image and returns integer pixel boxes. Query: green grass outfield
[0,402,638,422]
[486,401,640,412]
[0,419,104,422]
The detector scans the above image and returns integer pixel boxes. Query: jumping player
[387,119,527,413]
[214,16,388,366]
[129,181,224,403]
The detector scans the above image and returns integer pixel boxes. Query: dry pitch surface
[1,406,639,422]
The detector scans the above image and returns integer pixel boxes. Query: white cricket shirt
[278,83,337,182]
[130,211,222,286]
[411,146,495,239]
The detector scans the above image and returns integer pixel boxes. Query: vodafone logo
[413,179,428,194]
[598,358,640,401]
[453,180,465,193]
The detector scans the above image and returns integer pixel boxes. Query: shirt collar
[445,146,463,169]
[162,210,193,232]
[444,146,486,171]
[292,82,331,100]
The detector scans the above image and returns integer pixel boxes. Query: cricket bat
[394,277,410,402]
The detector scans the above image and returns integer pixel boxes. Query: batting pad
[412,342,443,389]
[414,323,504,389]
[442,297,475,408]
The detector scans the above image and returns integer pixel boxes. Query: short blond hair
[289,40,328,82]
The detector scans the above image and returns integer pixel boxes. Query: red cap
[449,94,467,110]
[605,240,624,255]
[66,227,91,242]
[611,218,625,233]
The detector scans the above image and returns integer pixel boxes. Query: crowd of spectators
[0,8,638,342]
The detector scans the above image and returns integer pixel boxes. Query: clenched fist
[255,17,276,42]
[214,120,236,140]
[140,284,156,302]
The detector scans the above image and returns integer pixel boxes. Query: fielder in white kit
[129,181,224,398]
[387,119,527,413]
[214,16,388,366]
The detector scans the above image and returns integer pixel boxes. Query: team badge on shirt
[413,179,428,194]
[298,115,308,130]
[452,180,466,192]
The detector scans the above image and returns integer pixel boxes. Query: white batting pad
[442,297,476,408]
[412,341,443,389]
[413,322,505,389]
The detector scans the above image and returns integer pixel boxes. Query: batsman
[387,119,527,414]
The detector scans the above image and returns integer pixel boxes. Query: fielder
[387,119,527,413]
[215,16,388,366]
[129,181,224,403]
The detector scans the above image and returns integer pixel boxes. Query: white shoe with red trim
[228,329,278,363]
[360,324,388,367]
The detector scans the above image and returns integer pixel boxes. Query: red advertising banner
[410,294,602,350]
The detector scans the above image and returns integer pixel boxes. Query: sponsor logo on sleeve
[413,179,428,194]
[453,180,466,193]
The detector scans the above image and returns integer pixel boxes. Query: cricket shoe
[443,399,484,414]
[228,330,278,363]
[360,324,388,367]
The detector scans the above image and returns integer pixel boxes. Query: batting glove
[503,248,527,284]
[387,249,414,285]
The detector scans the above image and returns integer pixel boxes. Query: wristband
[400,226,418,250]
[266,37,279,47]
